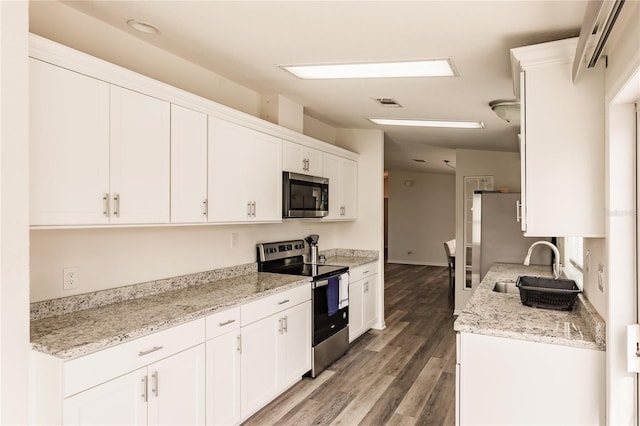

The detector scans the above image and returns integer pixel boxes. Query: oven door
[312,275,348,346]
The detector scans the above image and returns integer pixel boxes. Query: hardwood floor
[243,263,457,426]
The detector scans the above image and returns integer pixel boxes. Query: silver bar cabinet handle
[151,371,158,397]
[103,193,110,217]
[141,376,148,402]
[202,199,208,217]
[247,202,252,217]
[278,299,290,305]
[113,194,120,217]
[138,346,163,357]
[516,200,522,222]
[284,315,288,333]
[219,319,236,327]
[237,334,242,353]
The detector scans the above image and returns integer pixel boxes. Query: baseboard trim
[386,260,448,267]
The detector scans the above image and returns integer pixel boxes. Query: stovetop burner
[257,239,348,280]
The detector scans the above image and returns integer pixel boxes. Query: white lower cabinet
[63,344,205,426]
[456,332,605,426]
[205,308,241,426]
[348,263,378,342]
[63,367,147,426]
[32,285,312,426]
[240,285,312,420]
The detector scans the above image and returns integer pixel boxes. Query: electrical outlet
[63,267,79,290]
[231,233,239,249]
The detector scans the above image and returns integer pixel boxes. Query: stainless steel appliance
[471,191,552,286]
[282,172,329,218]
[257,239,349,377]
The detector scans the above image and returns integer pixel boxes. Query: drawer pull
[138,346,163,357]
[278,299,290,305]
[363,271,370,274]
[219,319,236,326]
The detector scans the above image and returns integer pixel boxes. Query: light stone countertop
[31,272,310,360]
[322,255,379,269]
[454,263,606,351]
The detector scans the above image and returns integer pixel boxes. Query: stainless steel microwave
[282,172,329,218]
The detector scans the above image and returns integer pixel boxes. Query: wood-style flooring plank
[395,356,446,417]
[242,263,456,426]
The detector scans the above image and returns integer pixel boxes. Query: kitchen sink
[493,281,519,294]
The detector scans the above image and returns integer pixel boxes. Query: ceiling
[32,1,587,174]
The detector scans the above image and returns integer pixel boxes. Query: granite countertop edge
[454,263,606,351]
[31,273,310,360]
[31,249,379,360]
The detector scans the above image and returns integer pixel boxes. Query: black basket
[516,276,581,311]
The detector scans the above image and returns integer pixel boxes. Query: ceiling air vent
[373,98,403,107]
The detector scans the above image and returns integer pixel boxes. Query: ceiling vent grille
[374,98,403,107]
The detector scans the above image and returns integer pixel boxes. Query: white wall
[28,1,263,117]
[454,149,521,313]
[600,1,640,422]
[0,1,30,423]
[387,170,455,266]
[335,128,385,329]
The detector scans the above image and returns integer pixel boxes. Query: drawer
[63,318,205,398]
[350,262,378,282]
[241,283,310,326]
[206,306,241,340]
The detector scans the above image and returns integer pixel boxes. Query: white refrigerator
[471,191,552,287]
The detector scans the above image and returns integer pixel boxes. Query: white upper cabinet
[323,153,358,220]
[170,104,208,223]
[208,117,282,223]
[30,58,171,226]
[110,86,170,225]
[512,38,604,237]
[282,141,323,176]
[29,35,358,228]
[30,58,110,226]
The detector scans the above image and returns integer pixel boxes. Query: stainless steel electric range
[257,239,349,377]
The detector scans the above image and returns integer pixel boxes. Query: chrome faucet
[523,241,562,279]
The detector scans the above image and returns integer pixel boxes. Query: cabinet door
[208,117,249,222]
[363,275,378,329]
[147,344,205,426]
[323,153,357,220]
[322,153,342,219]
[110,86,170,224]
[29,58,110,226]
[246,131,282,222]
[523,62,604,237]
[63,368,147,426]
[170,105,208,223]
[279,301,312,389]
[206,331,241,426]
[340,158,358,219]
[240,313,280,419]
[282,141,322,176]
[348,280,364,342]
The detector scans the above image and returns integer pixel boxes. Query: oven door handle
[313,277,341,289]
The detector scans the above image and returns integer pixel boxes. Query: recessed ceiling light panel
[282,59,458,79]
[127,19,160,34]
[369,118,485,129]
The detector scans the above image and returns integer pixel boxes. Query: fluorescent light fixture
[282,59,457,79]
[369,118,485,129]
